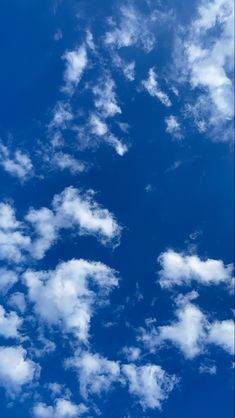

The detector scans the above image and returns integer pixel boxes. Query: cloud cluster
[24,259,119,341]
[158,249,234,289]
[66,350,178,410]
[141,293,234,359]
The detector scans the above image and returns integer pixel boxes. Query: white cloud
[0,346,39,395]
[49,102,73,130]
[0,268,18,294]
[122,363,177,410]
[122,346,141,362]
[24,259,118,341]
[33,398,87,418]
[52,187,121,244]
[0,305,22,339]
[0,142,33,181]
[158,249,234,288]
[112,53,135,81]
[208,320,234,354]
[104,4,155,52]
[92,75,121,118]
[63,45,88,94]
[199,363,217,375]
[0,203,31,263]
[66,351,120,398]
[165,116,183,140]
[9,292,26,313]
[174,0,234,140]
[52,152,86,175]
[26,186,121,259]
[140,294,235,359]
[142,68,171,107]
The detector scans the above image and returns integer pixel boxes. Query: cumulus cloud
[142,68,171,107]
[165,116,183,139]
[63,45,88,94]
[122,363,177,410]
[24,259,118,341]
[174,0,234,140]
[92,75,121,118]
[104,4,155,52]
[49,102,73,130]
[33,398,88,418]
[0,187,121,263]
[140,294,235,358]
[0,268,18,294]
[158,249,234,288]
[0,305,22,339]
[52,152,86,175]
[66,350,177,411]
[0,203,31,263]
[66,351,120,398]
[0,346,39,395]
[208,320,234,355]
[0,142,33,181]
[26,186,121,259]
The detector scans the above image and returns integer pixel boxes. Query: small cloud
[165,115,183,140]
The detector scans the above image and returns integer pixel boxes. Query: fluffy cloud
[142,68,171,107]
[165,116,183,140]
[33,398,87,418]
[26,186,121,259]
[52,153,86,175]
[104,4,155,52]
[0,142,33,181]
[0,268,18,294]
[208,320,234,355]
[0,203,31,263]
[0,306,22,339]
[0,187,121,263]
[0,346,39,395]
[122,363,177,410]
[66,351,120,398]
[174,0,234,140]
[158,249,233,288]
[24,259,118,341]
[63,45,88,94]
[66,350,177,411]
[92,75,121,118]
[140,294,235,358]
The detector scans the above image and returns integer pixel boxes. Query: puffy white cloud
[92,75,121,118]
[104,4,155,52]
[24,259,118,341]
[26,186,121,259]
[52,152,86,175]
[52,187,121,244]
[142,68,171,107]
[0,268,18,294]
[0,346,39,395]
[199,363,217,375]
[49,102,73,130]
[63,45,88,94]
[0,142,33,181]
[140,294,235,359]
[66,351,120,398]
[33,398,87,418]
[165,116,183,140]
[122,363,177,410]
[8,292,26,313]
[0,305,22,339]
[0,203,31,263]
[158,249,234,288]
[174,0,234,140]
[122,346,141,362]
[208,320,234,355]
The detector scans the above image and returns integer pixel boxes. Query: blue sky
[0,0,234,417]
